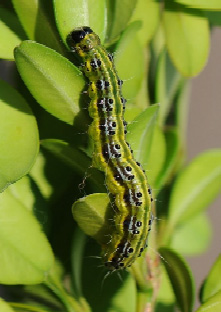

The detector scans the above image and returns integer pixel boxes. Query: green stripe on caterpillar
[67,26,153,271]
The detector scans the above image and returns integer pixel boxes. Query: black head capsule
[68,26,93,45]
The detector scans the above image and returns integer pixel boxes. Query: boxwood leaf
[0,298,15,312]
[41,139,90,173]
[168,149,221,229]
[147,125,166,189]
[170,213,212,256]
[72,193,111,244]
[155,49,182,126]
[14,41,85,125]
[127,105,159,170]
[155,127,179,190]
[29,151,53,200]
[0,80,39,192]
[202,255,221,302]
[105,0,137,43]
[205,11,221,26]
[0,184,54,284]
[175,0,221,10]
[156,265,175,308]
[82,238,136,312]
[159,247,194,312]
[41,139,105,192]
[106,273,136,312]
[0,8,26,60]
[195,291,221,312]
[12,0,64,53]
[54,0,107,44]
[130,0,160,46]
[163,3,209,77]
[114,22,145,101]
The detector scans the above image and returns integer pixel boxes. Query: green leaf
[114,22,145,101]
[175,81,190,158]
[202,255,221,302]
[7,175,35,212]
[107,274,136,312]
[156,265,175,308]
[0,80,39,192]
[127,105,159,170]
[106,0,138,43]
[14,41,85,125]
[163,3,210,77]
[205,11,221,25]
[170,213,212,256]
[71,227,87,298]
[195,290,221,312]
[0,183,54,284]
[155,127,179,191]
[41,139,90,174]
[10,302,54,312]
[147,125,166,189]
[54,0,107,44]
[124,106,143,122]
[130,0,160,46]
[175,0,221,10]
[159,248,195,312]
[12,0,64,53]
[41,139,105,192]
[155,49,182,126]
[29,151,53,199]
[168,149,221,229]
[82,239,136,312]
[0,298,15,312]
[0,8,26,60]
[72,193,111,244]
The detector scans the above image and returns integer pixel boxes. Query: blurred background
[187,27,221,308]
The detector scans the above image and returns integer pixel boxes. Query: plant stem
[45,277,91,312]
[9,302,52,312]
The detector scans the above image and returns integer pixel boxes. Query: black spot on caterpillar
[67,26,153,271]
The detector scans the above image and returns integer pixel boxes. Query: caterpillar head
[67,26,100,52]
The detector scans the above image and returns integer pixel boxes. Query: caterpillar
[67,26,153,271]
